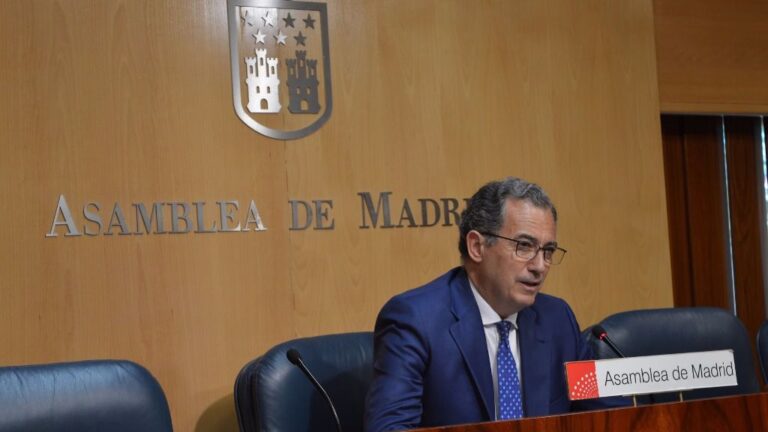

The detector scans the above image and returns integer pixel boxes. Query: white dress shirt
[469,280,522,420]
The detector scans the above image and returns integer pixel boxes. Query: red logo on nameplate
[565,361,599,400]
[227,0,332,140]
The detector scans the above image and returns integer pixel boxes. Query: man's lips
[518,280,541,289]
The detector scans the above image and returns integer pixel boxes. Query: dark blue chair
[584,307,760,403]
[757,320,768,386]
[234,332,373,432]
[0,359,173,432]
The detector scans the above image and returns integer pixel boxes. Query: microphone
[591,325,627,358]
[286,348,343,432]
[591,325,660,405]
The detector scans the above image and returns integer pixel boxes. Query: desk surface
[413,392,768,432]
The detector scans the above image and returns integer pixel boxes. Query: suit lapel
[448,270,494,421]
[518,306,551,417]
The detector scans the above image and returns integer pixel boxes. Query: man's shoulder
[531,292,570,309]
[380,267,465,315]
[391,267,464,301]
[530,292,577,319]
[527,292,581,337]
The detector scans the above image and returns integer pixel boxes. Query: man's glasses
[479,232,567,265]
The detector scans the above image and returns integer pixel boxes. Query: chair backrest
[757,320,768,385]
[234,332,373,432]
[583,307,760,402]
[0,359,173,432]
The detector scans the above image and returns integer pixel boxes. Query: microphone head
[286,348,302,365]
[591,325,608,340]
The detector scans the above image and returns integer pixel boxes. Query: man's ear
[465,230,485,263]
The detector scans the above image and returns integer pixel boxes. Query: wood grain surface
[655,0,768,113]
[0,1,672,430]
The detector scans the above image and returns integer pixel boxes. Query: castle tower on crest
[286,50,320,114]
[245,48,281,113]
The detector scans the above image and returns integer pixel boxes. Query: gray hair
[458,177,557,259]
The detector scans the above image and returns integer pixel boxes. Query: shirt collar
[469,278,518,329]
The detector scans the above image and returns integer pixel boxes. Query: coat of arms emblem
[227,0,332,140]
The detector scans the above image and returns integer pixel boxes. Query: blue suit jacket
[365,267,623,431]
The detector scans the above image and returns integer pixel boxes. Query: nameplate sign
[564,350,737,400]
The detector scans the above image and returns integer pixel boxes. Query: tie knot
[496,320,512,337]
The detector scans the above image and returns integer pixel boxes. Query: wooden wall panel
[654,0,768,113]
[0,2,291,431]
[661,116,695,306]
[661,115,767,382]
[725,117,767,346]
[287,0,674,337]
[662,116,731,308]
[0,0,672,430]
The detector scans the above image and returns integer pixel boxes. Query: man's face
[471,199,557,318]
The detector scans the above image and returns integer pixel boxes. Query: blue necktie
[497,320,523,419]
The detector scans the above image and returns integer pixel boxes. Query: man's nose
[527,249,548,273]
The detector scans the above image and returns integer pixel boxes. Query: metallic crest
[227,0,332,140]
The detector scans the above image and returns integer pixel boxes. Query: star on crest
[252,29,266,44]
[274,30,287,45]
[294,31,307,46]
[262,10,276,27]
[242,10,257,26]
[303,14,315,29]
[283,12,296,28]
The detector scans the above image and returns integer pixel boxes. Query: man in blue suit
[365,178,625,431]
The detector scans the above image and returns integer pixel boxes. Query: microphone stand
[591,325,656,406]
[286,349,343,432]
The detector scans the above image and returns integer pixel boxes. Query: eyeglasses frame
[478,231,567,265]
